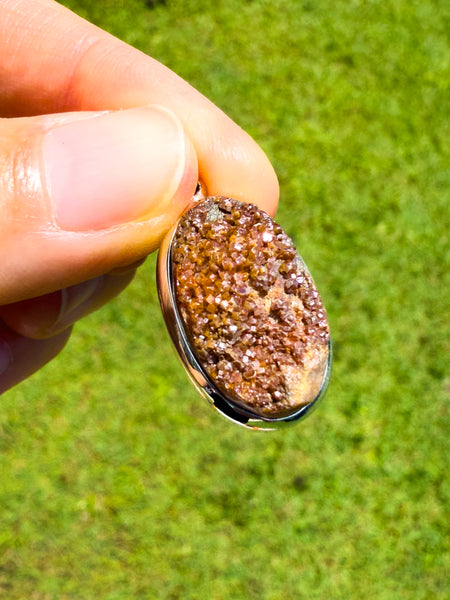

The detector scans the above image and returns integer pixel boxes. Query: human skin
[0,0,279,393]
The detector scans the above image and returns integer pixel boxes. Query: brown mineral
[171,196,330,419]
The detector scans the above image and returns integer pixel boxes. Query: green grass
[1,0,449,598]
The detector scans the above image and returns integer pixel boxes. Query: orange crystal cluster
[172,197,330,418]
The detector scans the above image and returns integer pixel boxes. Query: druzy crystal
[171,196,330,419]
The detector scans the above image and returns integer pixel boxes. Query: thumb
[0,106,198,305]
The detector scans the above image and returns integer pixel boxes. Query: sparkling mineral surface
[171,196,330,419]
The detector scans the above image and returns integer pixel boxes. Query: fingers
[0,106,198,304]
[0,0,279,213]
[0,269,137,339]
[0,321,72,395]
[0,0,280,394]
[0,267,136,393]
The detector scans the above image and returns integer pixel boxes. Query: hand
[0,0,279,393]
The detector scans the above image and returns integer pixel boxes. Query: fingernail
[0,279,100,340]
[50,278,101,333]
[57,279,100,321]
[43,107,187,231]
[0,338,12,376]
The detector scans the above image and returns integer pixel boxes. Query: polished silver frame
[157,218,331,431]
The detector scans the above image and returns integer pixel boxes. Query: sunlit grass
[1,1,448,598]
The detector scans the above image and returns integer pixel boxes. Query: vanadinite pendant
[169,196,330,421]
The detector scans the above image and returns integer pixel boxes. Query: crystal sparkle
[172,196,330,419]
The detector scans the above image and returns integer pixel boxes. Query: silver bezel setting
[156,202,331,431]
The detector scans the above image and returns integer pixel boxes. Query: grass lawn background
[0,0,448,598]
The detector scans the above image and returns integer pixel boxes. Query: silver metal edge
[156,218,331,431]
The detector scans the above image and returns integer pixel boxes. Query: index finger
[0,0,279,214]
